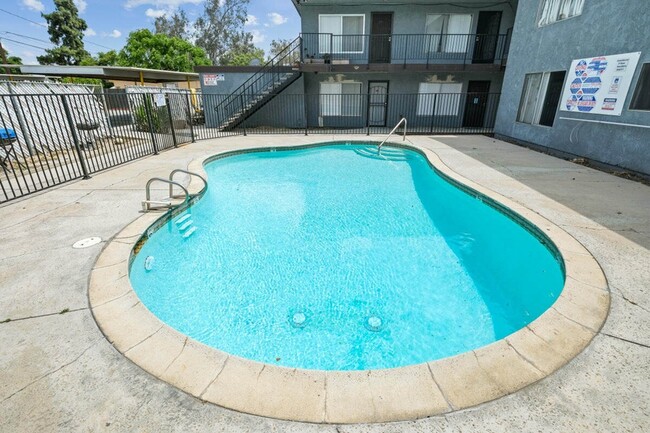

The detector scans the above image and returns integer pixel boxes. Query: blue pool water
[130,144,564,370]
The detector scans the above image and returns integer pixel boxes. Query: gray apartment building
[494,0,650,175]
[197,0,649,175]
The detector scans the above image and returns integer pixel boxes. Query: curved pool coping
[88,141,610,424]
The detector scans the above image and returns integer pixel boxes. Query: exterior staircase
[215,37,302,131]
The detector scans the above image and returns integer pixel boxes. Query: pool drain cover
[290,312,307,328]
[72,237,102,249]
[365,316,383,332]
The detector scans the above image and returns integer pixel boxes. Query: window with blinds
[425,14,472,53]
[319,15,365,53]
[417,82,463,116]
[538,0,585,27]
[320,82,363,116]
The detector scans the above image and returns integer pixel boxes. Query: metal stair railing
[215,36,302,127]
[378,117,407,154]
[168,169,207,198]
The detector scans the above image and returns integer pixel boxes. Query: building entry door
[472,11,502,63]
[463,81,491,127]
[368,81,389,126]
[370,13,393,63]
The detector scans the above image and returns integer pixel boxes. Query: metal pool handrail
[169,169,207,198]
[143,178,189,212]
[378,117,407,154]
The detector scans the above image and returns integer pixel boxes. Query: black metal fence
[301,33,510,66]
[1,90,499,204]
[205,92,500,136]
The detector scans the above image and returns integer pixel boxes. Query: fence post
[303,94,308,136]
[61,94,91,179]
[143,94,159,155]
[240,94,247,136]
[165,94,178,147]
[429,93,438,134]
[185,92,196,143]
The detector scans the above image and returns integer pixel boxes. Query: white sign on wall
[203,73,225,86]
[560,52,641,116]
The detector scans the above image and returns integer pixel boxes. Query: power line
[0,37,49,51]
[0,8,115,51]
[1,31,53,45]
[0,8,47,28]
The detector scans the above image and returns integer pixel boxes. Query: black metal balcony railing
[301,33,510,65]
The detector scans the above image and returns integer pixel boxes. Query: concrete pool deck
[1,135,648,431]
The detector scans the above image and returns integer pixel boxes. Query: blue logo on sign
[577,95,596,112]
[575,60,588,77]
[588,57,608,75]
[582,77,602,94]
[566,95,578,110]
[570,78,583,94]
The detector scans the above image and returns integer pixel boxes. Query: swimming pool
[130,143,564,371]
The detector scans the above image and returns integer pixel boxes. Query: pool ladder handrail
[142,169,208,212]
[378,117,407,154]
[169,169,207,198]
[143,178,189,212]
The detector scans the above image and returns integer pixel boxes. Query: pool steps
[175,212,197,239]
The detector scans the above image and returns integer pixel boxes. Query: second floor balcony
[300,32,511,71]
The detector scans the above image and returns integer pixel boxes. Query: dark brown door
[472,11,502,63]
[463,81,491,127]
[370,13,393,63]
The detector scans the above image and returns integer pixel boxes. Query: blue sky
[0,0,300,64]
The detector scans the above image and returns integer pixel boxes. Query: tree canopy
[194,0,256,65]
[154,10,190,40]
[37,0,90,65]
[1,46,22,73]
[117,29,211,72]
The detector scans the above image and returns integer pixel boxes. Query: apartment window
[425,14,472,53]
[538,0,585,27]
[417,82,463,116]
[517,71,566,126]
[320,82,363,116]
[319,14,365,53]
[630,63,650,111]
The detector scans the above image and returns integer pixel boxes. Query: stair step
[178,220,193,231]
[182,226,197,238]
[175,213,191,225]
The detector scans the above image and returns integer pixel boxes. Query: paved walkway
[1,135,648,432]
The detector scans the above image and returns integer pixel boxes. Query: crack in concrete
[552,306,598,333]
[426,362,455,411]
[90,289,133,310]
[601,332,650,349]
[505,338,547,376]
[0,338,101,404]
[472,351,506,393]
[1,307,88,324]
[616,292,650,314]
[198,356,228,399]
[124,324,164,354]
[162,337,188,376]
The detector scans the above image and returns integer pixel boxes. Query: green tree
[194,0,253,65]
[95,50,120,66]
[0,46,22,73]
[227,46,265,66]
[118,29,211,72]
[154,10,190,40]
[37,0,90,65]
[268,38,299,63]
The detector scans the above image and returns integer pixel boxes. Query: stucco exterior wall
[494,0,650,174]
